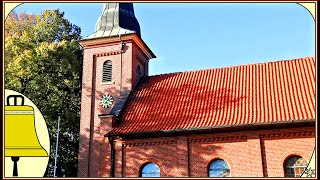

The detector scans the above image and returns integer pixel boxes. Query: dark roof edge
[98,113,118,118]
[98,77,146,118]
[105,119,315,139]
[110,90,132,117]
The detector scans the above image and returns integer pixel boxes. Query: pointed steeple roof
[83,3,141,40]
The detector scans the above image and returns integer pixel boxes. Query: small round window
[141,163,160,177]
[208,159,230,177]
[285,156,308,177]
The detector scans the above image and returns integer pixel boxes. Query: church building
[77,3,315,177]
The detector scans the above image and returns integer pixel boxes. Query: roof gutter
[105,119,315,139]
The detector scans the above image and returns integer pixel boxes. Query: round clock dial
[100,94,114,108]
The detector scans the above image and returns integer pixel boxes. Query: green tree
[5,9,82,177]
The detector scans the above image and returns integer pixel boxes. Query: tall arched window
[136,65,142,83]
[284,156,308,177]
[137,65,142,76]
[141,163,160,177]
[102,60,112,82]
[208,159,230,177]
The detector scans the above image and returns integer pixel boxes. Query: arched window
[102,60,112,82]
[208,159,230,177]
[284,156,308,177]
[141,163,160,177]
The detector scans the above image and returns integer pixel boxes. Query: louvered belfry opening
[103,60,112,82]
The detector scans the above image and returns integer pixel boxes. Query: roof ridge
[148,56,315,78]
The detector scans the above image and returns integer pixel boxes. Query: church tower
[77,3,155,177]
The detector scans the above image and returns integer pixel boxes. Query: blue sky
[12,3,315,76]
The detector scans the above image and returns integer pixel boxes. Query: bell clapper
[11,157,20,176]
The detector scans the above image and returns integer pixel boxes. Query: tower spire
[77,2,155,177]
[84,3,141,39]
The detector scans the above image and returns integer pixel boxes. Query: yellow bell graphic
[5,95,48,176]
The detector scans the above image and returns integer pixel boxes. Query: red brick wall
[132,42,149,86]
[263,131,314,177]
[115,127,314,177]
[78,37,151,177]
[78,40,132,177]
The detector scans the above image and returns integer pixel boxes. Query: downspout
[122,143,125,177]
[108,136,115,177]
[119,34,124,93]
[187,138,191,177]
[259,135,267,177]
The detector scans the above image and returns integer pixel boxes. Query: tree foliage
[5,9,82,177]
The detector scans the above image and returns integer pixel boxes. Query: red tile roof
[111,57,315,134]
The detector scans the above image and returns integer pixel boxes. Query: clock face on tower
[100,94,114,108]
